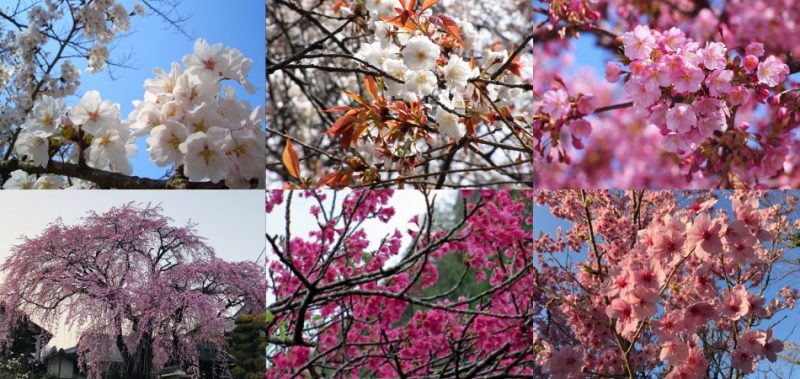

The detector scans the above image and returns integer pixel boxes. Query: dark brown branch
[0,159,229,189]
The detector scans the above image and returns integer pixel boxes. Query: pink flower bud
[756,88,770,103]
[605,62,622,83]
[743,55,759,72]
[576,94,598,115]
[569,119,592,139]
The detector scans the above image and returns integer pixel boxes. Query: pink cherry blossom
[671,61,705,93]
[533,10,797,188]
[569,119,592,140]
[267,190,533,377]
[542,89,570,119]
[0,204,266,378]
[666,104,697,133]
[757,55,790,87]
[700,42,727,70]
[731,347,756,374]
[660,340,689,366]
[706,69,733,97]
[745,42,765,57]
[721,285,751,320]
[542,345,585,379]
[764,329,784,362]
[622,25,657,60]
[686,213,723,260]
[534,191,799,378]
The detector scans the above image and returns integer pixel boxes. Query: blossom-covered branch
[267,0,533,189]
[533,0,800,188]
[266,190,533,377]
[533,190,800,378]
[0,1,265,189]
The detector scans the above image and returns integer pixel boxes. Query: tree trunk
[123,331,154,379]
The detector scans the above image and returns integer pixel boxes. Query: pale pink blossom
[757,55,789,87]
[686,213,723,260]
[706,69,733,97]
[670,61,705,93]
[622,25,656,60]
[666,104,697,133]
[541,89,569,119]
[700,42,727,70]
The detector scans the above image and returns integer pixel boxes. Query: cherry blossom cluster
[534,86,597,161]
[613,26,789,156]
[267,0,532,188]
[128,38,264,187]
[532,47,700,188]
[533,190,800,377]
[1,0,133,137]
[352,15,526,141]
[10,90,135,180]
[4,38,264,189]
[328,1,529,180]
[533,0,800,188]
[538,26,793,173]
[724,1,800,59]
[266,190,533,377]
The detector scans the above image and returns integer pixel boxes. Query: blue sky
[71,0,265,178]
[534,192,800,376]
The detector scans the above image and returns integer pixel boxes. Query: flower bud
[605,62,621,83]
[743,55,759,72]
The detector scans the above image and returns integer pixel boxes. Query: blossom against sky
[74,0,265,179]
[533,192,800,377]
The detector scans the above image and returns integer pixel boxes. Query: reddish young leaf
[316,171,352,189]
[325,110,359,136]
[325,105,353,113]
[421,0,440,11]
[504,53,523,76]
[364,76,380,102]
[332,0,347,12]
[282,139,301,179]
[438,15,462,43]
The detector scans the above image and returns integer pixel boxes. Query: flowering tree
[533,190,800,378]
[267,0,533,189]
[0,0,265,189]
[265,190,533,377]
[0,203,266,378]
[534,1,800,188]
